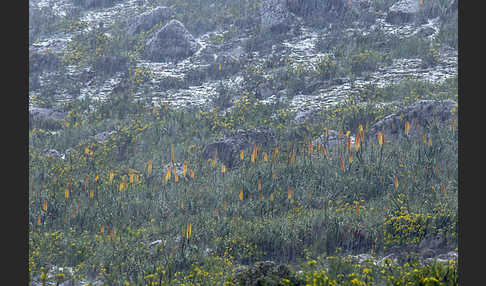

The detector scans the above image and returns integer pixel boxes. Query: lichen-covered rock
[144,20,201,62]
[29,107,67,130]
[368,99,457,139]
[385,0,421,25]
[232,261,304,286]
[260,0,292,33]
[126,6,175,35]
[202,129,276,169]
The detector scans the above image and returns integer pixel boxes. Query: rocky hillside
[29,0,457,119]
[28,1,458,285]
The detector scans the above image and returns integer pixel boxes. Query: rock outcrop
[126,6,175,35]
[368,99,457,139]
[29,107,67,130]
[144,20,201,62]
[260,0,292,33]
[202,129,276,168]
[385,0,421,25]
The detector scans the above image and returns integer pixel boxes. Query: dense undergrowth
[29,79,457,284]
[29,0,457,285]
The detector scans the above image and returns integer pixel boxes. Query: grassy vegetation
[29,0,457,285]
[29,80,457,284]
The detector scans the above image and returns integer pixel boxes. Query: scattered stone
[42,149,65,160]
[92,130,117,143]
[144,20,201,62]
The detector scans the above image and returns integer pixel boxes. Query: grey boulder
[202,129,276,169]
[260,0,292,33]
[144,20,200,62]
[386,0,421,25]
[29,107,67,130]
[368,99,457,139]
[126,6,175,35]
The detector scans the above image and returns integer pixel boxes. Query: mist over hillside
[29,0,458,285]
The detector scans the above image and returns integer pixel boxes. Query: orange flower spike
[288,186,292,200]
[89,189,94,199]
[186,222,192,240]
[258,179,262,191]
[356,203,361,215]
[37,214,42,226]
[308,138,313,156]
[183,163,187,177]
[394,174,399,190]
[164,101,169,112]
[263,152,268,162]
[349,152,353,163]
[259,191,264,201]
[42,200,48,212]
[340,155,345,171]
[451,118,455,133]
[175,173,179,183]
[100,224,105,234]
[221,163,226,174]
[147,160,153,176]
[377,132,383,147]
[404,121,410,136]
[239,189,244,201]
[270,193,274,201]
[240,149,244,160]
[355,134,360,152]
[347,136,351,152]
[171,144,175,164]
[222,200,226,211]
[65,189,69,199]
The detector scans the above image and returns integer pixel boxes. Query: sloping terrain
[28,0,458,285]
